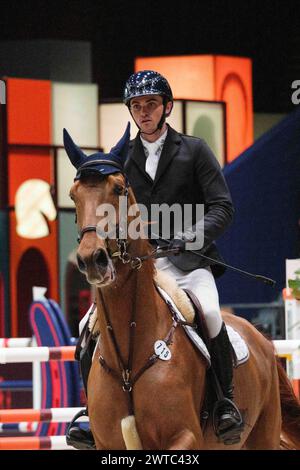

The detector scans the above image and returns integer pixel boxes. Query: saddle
[154,270,249,367]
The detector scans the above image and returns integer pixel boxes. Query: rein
[77,224,180,268]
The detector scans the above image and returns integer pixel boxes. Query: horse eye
[114,185,124,195]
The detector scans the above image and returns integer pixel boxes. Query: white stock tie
[141,131,167,181]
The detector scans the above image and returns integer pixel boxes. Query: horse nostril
[77,254,86,272]
[94,249,109,270]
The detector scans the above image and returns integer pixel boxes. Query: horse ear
[63,128,86,169]
[110,122,131,163]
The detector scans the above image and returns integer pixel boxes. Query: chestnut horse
[68,171,300,451]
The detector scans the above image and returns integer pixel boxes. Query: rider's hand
[169,232,196,254]
[169,238,186,254]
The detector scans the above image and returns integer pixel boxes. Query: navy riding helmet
[123,70,173,110]
[123,71,173,133]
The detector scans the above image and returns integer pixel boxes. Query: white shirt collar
[140,128,168,153]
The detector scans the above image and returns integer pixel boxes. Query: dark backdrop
[0,0,299,112]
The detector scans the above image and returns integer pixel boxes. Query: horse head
[64,123,136,286]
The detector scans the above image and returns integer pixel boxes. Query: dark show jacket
[124,125,234,277]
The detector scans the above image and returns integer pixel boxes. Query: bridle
[74,166,141,266]
[77,222,180,270]
[74,168,195,417]
[75,172,179,270]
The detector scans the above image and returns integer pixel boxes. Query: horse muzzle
[76,248,116,285]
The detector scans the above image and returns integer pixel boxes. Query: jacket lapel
[127,126,181,186]
[153,126,181,187]
[128,136,153,184]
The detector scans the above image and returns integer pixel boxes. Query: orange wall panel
[135,56,215,100]
[135,55,253,162]
[7,78,51,145]
[8,151,53,205]
[215,56,253,161]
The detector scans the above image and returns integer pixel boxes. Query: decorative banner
[52,82,98,147]
[53,82,99,209]
[15,179,57,239]
[185,101,225,166]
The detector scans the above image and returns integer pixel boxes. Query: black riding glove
[169,238,186,254]
[169,232,196,254]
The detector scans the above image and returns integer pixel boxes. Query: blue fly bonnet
[63,123,130,181]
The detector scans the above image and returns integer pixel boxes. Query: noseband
[77,223,144,270]
[77,222,181,271]
[77,225,98,244]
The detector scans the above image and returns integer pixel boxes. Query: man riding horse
[66,70,243,449]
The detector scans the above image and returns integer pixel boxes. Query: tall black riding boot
[210,323,243,444]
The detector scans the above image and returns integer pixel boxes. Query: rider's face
[129,95,172,137]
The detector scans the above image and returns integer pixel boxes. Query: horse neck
[96,238,164,368]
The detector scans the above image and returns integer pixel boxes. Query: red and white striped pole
[0,435,73,450]
[0,407,88,423]
[0,346,76,363]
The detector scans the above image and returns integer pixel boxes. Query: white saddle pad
[157,286,249,367]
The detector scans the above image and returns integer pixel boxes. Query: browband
[76,159,130,188]
[78,159,123,171]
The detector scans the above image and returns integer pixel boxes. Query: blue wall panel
[217,108,300,313]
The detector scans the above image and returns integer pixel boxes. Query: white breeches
[155,257,223,338]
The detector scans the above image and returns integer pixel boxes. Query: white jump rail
[0,346,76,364]
[0,338,32,348]
[1,342,299,364]
[273,340,300,355]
